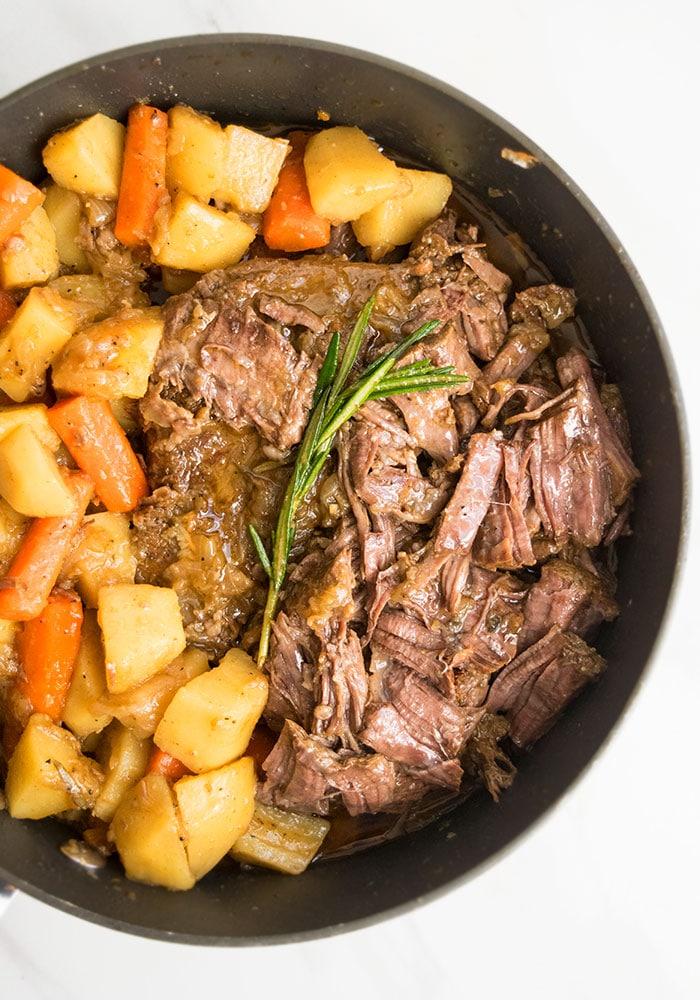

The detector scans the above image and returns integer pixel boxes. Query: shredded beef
[132,208,638,834]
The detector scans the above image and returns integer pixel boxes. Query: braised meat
[133,210,639,835]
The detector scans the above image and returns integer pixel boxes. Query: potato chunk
[59,511,137,608]
[0,423,75,517]
[42,184,89,271]
[215,125,289,213]
[174,756,256,880]
[93,721,151,822]
[154,647,268,773]
[0,496,28,575]
[62,610,113,739]
[0,285,77,402]
[352,167,453,257]
[166,104,225,202]
[5,713,104,819]
[0,206,60,290]
[231,800,330,874]
[0,403,62,451]
[98,583,187,694]
[49,272,148,327]
[304,126,408,224]
[150,191,255,272]
[51,306,163,400]
[109,772,195,890]
[102,646,209,738]
[42,113,125,199]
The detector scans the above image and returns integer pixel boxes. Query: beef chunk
[434,432,503,554]
[517,557,619,651]
[486,627,605,747]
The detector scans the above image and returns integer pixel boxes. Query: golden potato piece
[98,583,187,695]
[42,184,89,271]
[304,125,408,224]
[60,511,137,609]
[352,167,453,257]
[0,286,77,402]
[93,721,151,822]
[51,306,163,400]
[0,205,59,290]
[62,610,113,740]
[5,713,104,820]
[109,772,195,890]
[42,113,125,199]
[150,191,255,272]
[166,104,225,202]
[215,125,289,213]
[154,647,268,773]
[174,756,256,880]
[0,423,75,517]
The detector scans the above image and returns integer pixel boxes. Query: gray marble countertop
[1,2,698,998]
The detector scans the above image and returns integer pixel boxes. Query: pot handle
[0,880,16,918]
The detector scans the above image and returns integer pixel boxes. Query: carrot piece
[0,164,45,247]
[262,131,331,252]
[114,104,168,248]
[0,288,16,328]
[16,588,83,721]
[47,395,148,513]
[0,470,94,621]
[147,746,192,781]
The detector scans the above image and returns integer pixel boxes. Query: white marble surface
[1,1,698,996]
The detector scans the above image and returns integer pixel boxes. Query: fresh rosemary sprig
[249,294,471,665]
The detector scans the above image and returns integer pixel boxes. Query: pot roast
[134,210,638,840]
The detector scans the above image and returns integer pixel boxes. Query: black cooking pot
[0,35,686,944]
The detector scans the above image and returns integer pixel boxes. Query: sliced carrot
[0,470,94,621]
[0,164,45,247]
[147,746,192,781]
[262,131,331,252]
[16,588,83,722]
[114,104,168,248]
[0,288,17,328]
[47,395,148,513]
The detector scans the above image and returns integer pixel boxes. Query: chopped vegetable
[98,582,187,694]
[42,113,125,199]
[47,394,148,513]
[262,131,331,252]
[114,104,168,248]
[109,772,195,890]
[50,306,164,401]
[0,164,45,247]
[215,125,289,213]
[16,588,83,721]
[174,756,256,880]
[4,712,104,820]
[231,800,330,874]
[303,125,408,224]
[154,647,268,773]
[149,190,256,271]
[0,470,94,620]
[147,746,192,781]
[0,285,78,402]
[0,422,76,518]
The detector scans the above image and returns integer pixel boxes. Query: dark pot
[0,34,686,945]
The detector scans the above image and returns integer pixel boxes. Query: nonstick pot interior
[0,35,686,944]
